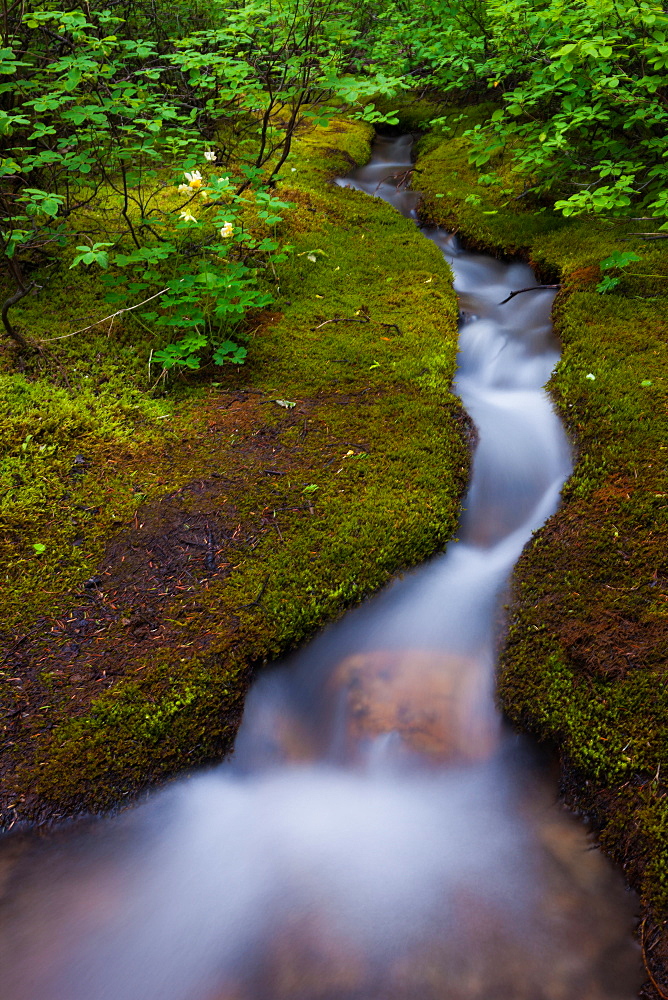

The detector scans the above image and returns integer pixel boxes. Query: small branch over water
[498,284,561,305]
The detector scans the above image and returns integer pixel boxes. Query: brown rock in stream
[326,648,499,764]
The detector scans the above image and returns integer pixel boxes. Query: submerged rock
[327,648,499,764]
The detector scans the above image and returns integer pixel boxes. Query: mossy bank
[411,101,668,992]
[0,118,470,826]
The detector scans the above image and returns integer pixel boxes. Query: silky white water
[0,135,642,1000]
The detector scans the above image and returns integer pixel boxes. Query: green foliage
[600,251,642,270]
[596,250,642,293]
[70,243,115,269]
[369,0,668,228]
[3,0,666,272]
[0,0,403,353]
[86,181,293,370]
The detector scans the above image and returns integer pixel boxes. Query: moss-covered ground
[410,100,668,992]
[4,90,666,989]
[0,117,470,825]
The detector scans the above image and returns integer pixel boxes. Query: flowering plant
[0,0,400,357]
[97,163,294,373]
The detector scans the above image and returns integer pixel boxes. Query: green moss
[2,116,470,819]
[36,653,248,807]
[499,646,668,785]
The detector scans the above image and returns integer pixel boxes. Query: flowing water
[0,136,642,1000]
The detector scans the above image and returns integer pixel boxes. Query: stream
[0,135,643,1000]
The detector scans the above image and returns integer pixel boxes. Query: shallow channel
[0,135,642,1000]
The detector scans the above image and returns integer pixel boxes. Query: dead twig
[40,285,174,342]
[204,525,216,572]
[393,167,421,190]
[625,233,668,240]
[498,284,561,305]
[314,315,370,330]
[641,918,668,1000]
[0,632,32,666]
[237,575,270,610]
[313,316,401,335]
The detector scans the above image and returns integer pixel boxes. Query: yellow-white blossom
[203,150,216,162]
[178,183,191,193]
[184,170,203,190]
[179,209,197,223]
[220,222,235,239]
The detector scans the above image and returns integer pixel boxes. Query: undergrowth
[1,117,470,820]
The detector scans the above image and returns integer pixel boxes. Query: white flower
[199,190,210,202]
[179,209,197,223]
[585,373,596,380]
[291,167,297,172]
[204,150,216,162]
[184,170,203,190]
[178,184,190,192]
[307,253,317,263]
[220,222,235,239]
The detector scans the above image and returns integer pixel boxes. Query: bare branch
[313,315,401,334]
[1,282,35,349]
[40,285,173,342]
[498,284,561,305]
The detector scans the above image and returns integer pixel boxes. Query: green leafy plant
[91,175,294,372]
[369,0,668,229]
[0,0,404,355]
[70,243,115,270]
[596,250,642,294]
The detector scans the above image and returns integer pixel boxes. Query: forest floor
[0,116,470,827]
